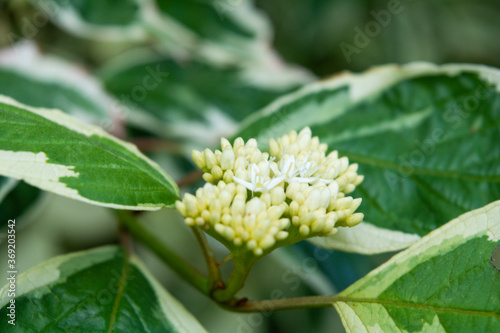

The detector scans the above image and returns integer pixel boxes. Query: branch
[116,210,210,295]
[129,137,184,153]
[222,295,339,312]
[177,170,203,188]
[191,227,223,289]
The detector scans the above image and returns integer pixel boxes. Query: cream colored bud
[328,150,338,159]
[348,163,358,173]
[247,239,257,250]
[246,138,257,148]
[323,213,337,232]
[201,210,210,221]
[304,189,321,211]
[319,187,331,208]
[249,150,262,164]
[335,197,353,211]
[234,156,246,172]
[354,175,364,186]
[336,175,348,190]
[344,184,356,194]
[211,165,223,180]
[239,229,248,241]
[184,194,198,216]
[204,149,217,170]
[215,223,225,234]
[231,138,242,151]
[210,211,221,225]
[328,181,339,198]
[346,213,364,227]
[268,205,285,220]
[279,218,290,229]
[223,227,235,240]
[195,217,205,226]
[202,173,214,183]
[185,217,195,226]
[339,157,349,173]
[175,201,186,216]
[297,129,311,149]
[253,248,264,256]
[231,198,246,216]
[350,198,362,213]
[289,201,300,216]
[298,127,311,138]
[260,235,275,249]
[326,228,337,236]
[218,190,233,208]
[221,149,235,170]
[269,138,280,157]
[221,137,232,150]
[270,186,285,205]
[311,136,319,149]
[215,150,222,164]
[311,216,327,233]
[246,198,264,214]
[286,182,300,199]
[323,168,337,180]
[209,199,221,213]
[299,225,310,236]
[221,213,231,225]
[223,170,234,183]
[276,231,288,240]
[191,150,206,170]
[299,212,316,227]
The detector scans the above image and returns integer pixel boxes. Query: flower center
[233,150,335,193]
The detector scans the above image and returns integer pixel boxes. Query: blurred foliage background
[0,0,499,332]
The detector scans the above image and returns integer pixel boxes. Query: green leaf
[29,0,147,41]
[152,0,271,63]
[334,200,500,332]
[0,246,207,332]
[100,54,307,145]
[0,96,179,210]
[0,42,112,124]
[236,63,500,253]
[28,0,265,62]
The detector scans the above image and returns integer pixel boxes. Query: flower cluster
[176,127,364,256]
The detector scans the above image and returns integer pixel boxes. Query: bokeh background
[1,1,499,332]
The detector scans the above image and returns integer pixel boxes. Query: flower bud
[191,150,206,170]
[221,149,235,170]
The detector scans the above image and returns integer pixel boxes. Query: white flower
[232,161,285,193]
[177,127,365,256]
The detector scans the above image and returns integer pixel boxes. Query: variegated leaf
[236,63,500,253]
[335,200,500,332]
[0,96,178,210]
[0,246,207,332]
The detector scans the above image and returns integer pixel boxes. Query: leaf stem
[191,227,222,289]
[221,295,338,312]
[212,251,257,303]
[116,210,210,294]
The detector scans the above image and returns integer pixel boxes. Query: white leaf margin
[0,95,178,210]
[0,42,117,124]
[29,0,149,41]
[309,222,421,254]
[238,62,500,144]
[0,246,207,333]
[341,200,500,299]
[130,256,208,333]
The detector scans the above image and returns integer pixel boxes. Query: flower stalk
[116,210,211,294]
